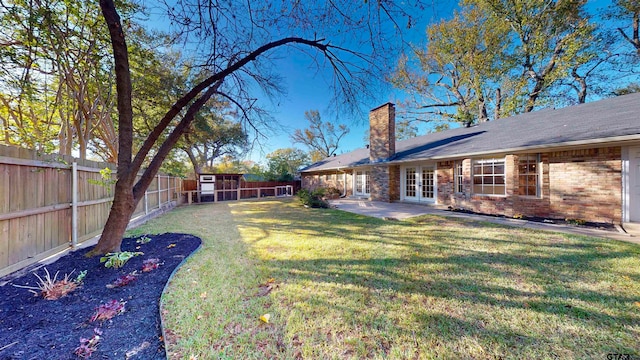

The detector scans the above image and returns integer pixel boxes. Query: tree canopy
[291,110,349,162]
[263,148,310,182]
[392,0,640,130]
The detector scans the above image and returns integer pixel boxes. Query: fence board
[0,220,8,269]
[0,164,8,214]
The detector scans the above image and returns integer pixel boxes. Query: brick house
[300,93,640,227]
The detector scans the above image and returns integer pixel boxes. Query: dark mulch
[0,233,201,360]
[447,207,616,231]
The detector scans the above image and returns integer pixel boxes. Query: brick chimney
[369,103,395,162]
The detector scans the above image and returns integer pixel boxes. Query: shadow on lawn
[234,205,640,339]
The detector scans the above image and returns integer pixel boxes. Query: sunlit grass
[131,198,640,359]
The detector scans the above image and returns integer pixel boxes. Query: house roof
[301,92,640,172]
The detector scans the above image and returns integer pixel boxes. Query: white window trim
[517,154,541,198]
[472,157,507,197]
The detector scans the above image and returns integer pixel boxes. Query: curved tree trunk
[86,176,138,256]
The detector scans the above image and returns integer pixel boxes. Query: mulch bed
[447,207,617,231]
[0,233,201,360]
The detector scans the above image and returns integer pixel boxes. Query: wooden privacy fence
[183,180,301,204]
[0,145,183,278]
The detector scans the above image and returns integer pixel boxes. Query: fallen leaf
[267,278,275,283]
[167,243,176,249]
[257,285,272,297]
[635,301,640,308]
[197,315,203,320]
[260,313,271,323]
[200,292,207,299]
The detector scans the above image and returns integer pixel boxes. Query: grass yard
[128,198,640,359]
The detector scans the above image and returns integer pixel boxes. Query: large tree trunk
[86,177,138,255]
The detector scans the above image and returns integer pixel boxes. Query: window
[472,158,505,195]
[518,154,539,197]
[325,174,331,181]
[454,161,464,193]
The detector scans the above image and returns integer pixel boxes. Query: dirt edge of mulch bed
[0,233,201,360]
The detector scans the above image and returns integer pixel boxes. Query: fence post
[71,161,78,248]
[157,174,161,208]
[144,190,148,215]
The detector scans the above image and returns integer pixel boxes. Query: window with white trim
[454,161,464,193]
[518,154,540,197]
[472,158,505,195]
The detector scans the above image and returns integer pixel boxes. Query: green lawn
[129,198,640,359]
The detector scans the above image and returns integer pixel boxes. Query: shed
[198,173,243,202]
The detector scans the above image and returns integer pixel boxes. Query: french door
[354,170,370,197]
[403,166,436,202]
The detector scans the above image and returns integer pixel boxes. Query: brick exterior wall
[369,103,395,163]
[301,171,353,197]
[367,103,396,202]
[548,148,621,223]
[389,165,400,201]
[437,146,622,224]
[369,164,400,202]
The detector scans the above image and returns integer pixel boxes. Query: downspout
[337,168,347,198]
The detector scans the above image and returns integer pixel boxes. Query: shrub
[323,187,342,199]
[296,188,329,208]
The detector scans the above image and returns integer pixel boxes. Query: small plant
[74,328,101,359]
[13,268,80,300]
[100,251,143,269]
[87,167,116,195]
[141,258,161,272]
[136,235,152,244]
[91,300,125,322]
[565,218,587,226]
[106,273,137,288]
[75,270,88,283]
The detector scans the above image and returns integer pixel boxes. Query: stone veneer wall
[437,146,622,224]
